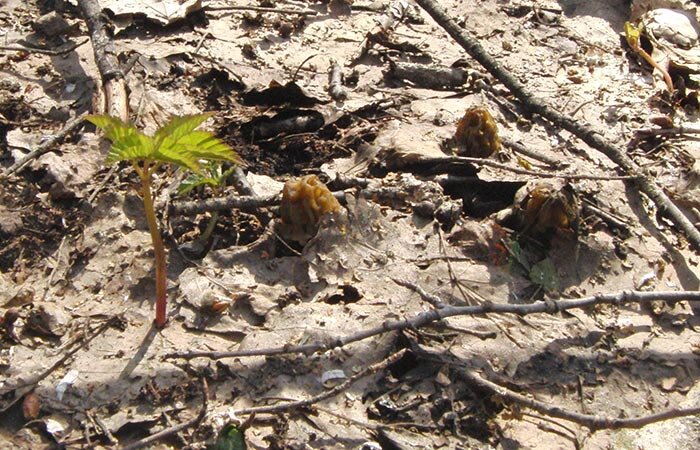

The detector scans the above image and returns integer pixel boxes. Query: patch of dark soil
[170,209,265,255]
[190,67,245,110]
[235,137,350,177]
[0,87,33,153]
[0,178,84,275]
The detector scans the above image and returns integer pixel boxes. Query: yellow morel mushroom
[453,106,501,158]
[279,175,342,243]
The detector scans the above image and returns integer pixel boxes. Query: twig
[230,167,256,197]
[0,38,88,55]
[501,136,563,168]
[634,126,700,138]
[170,193,280,216]
[291,54,318,83]
[582,200,632,237]
[315,405,439,432]
[435,322,497,340]
[1,113,88,177]
[121,378,209,450]
[205,5,318,16]
[393,277,445,308]
[78,0,128,120]
[414,0,700,250]
[165,289,700,361]
[193,31,211,56]
[87,165,119,204]
[328,60,347,101]
[389,61,468,90]
[460,368,700,431]
[234,350,406,416]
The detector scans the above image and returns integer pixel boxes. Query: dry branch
[205,5,318,16]
[501,136,563,168]
[165,289,700,361]
[460,368,700,431]
[78,0,128,120]
[405,155,636,181]
[170,161,633,216]
[634,126,700,138]
[1,113,88,177]
[388,61,469,90]
[170,193,280,215]
[414,0,700,250]
[328,60,347,100]
[0,38,88,55]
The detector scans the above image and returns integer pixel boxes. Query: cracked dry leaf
[102,0,203,27]
[302,194,386,284]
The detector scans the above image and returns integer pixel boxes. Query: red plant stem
[137,162,168,328]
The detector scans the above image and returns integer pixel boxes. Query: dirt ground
[1,0,700,449]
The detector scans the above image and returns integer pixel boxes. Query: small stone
[32,12,73,38]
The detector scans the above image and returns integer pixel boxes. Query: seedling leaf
[207,424,247,450]
[87,115,156,163]
[155,113,212,145]
[178,163,236,195]
[173,131,244,165]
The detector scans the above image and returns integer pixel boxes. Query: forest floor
[1,0,700,449]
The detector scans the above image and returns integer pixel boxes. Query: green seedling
[178,162,236,245]
[207,423,247,450]
[624,21,673,93]
[87,113,241,328]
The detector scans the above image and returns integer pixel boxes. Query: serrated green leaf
[154,113,213,146]
[177,175,220,195]
[177,162,237,195]
[153,145,202,173]
[167,131,242,165]
[87,115,156,163]
[90,113,242,172]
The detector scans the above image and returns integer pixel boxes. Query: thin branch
[328,60,347,101]
[393,277,445,308]
[414,0,700,250]
[460,368,700,431]
[78,0,128,120]
[164,289,700,361]
[170,193,280,215]
[634,126,700,138]
[230,167,256,197]
[0,38,89,55]
[582,200,632,237]
[501,136,563,168]
[1,113,88,178]
[205,5,318,16]
[234,350,406,416]
[121,378,209,450]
